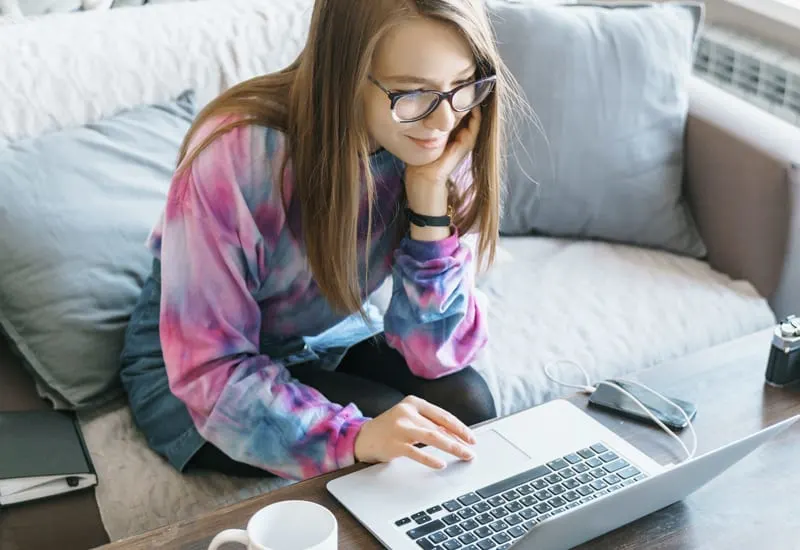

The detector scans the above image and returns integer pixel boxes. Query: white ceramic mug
[207,500,337,550]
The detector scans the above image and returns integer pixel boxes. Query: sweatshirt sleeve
[383,156,488,379]
[156,123,367,480]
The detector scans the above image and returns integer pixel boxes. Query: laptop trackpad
[355,429,532,501]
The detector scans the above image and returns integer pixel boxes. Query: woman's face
[364,17,475,167]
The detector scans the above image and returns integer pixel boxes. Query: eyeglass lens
[393,79,494,122]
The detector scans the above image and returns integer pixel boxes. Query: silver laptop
[327,399,799,550]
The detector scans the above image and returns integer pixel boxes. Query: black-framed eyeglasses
[368,74,497,123]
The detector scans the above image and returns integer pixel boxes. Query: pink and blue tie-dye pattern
[147,120,487,480]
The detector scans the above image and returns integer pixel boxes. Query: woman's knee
[417,366,497,426]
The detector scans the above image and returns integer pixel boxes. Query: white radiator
[694,24,800,127]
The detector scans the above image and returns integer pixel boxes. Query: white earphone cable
[544,360,697,462]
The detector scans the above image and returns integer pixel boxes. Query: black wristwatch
[405,206,452,228]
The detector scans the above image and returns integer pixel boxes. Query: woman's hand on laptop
[354,395,477,469]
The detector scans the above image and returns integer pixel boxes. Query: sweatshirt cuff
[401,228,460,261]
[335,415,371,469]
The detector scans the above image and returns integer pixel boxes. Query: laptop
[327,399,799,550]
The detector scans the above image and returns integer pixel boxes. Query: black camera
[765,315,800,387]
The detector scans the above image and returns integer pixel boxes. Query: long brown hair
[176,0,523,315]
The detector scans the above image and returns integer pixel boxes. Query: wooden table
[97,329,800,550]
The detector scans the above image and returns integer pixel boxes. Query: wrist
[404,176,449,217]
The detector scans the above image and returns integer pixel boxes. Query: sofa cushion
[492,1,707,258]
[476,236,775,415]
[0,91,196,410]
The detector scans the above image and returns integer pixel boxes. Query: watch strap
[405,207,452,227]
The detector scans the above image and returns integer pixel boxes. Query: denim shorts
[118,260,206,471]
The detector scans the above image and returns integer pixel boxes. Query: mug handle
[207,529,250,549]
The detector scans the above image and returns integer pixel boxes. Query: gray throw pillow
[492,1,707,257]
[0,91,195,410]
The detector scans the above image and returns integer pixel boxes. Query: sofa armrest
[684,76,800,319]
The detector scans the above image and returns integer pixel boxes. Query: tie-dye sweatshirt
[147,119,487,480]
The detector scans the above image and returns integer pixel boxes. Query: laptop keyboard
[395,442,646,550]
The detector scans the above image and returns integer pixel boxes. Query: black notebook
[0,410,97,506]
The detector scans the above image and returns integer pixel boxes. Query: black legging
[187,334,497,477]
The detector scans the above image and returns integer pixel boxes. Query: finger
[457,107,481,147]
[407,425,475,461]
[404,444,447,470]
[413,398,477,444]
[416,413,473,446]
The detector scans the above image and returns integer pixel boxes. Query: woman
[120,0,521,481]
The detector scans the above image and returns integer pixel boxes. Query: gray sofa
[0,1,797,549]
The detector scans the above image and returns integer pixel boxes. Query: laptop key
[459,508,477,519]
[586,457,603,468]
[416,538,436,550]
[520,495,537,507]
[534,503,552,514]
[501,489,520,501]
[590,480,608,490]
[618,466,641,479]
[577,485,594,496]
[475,526,493,538]
[489,520,507,532]
[443,500,463,512]
[413,512,432,524]
[458,493,481,506]
[563,478,580,490]
[547,458,569,470]
[459,533,479,545]
[517,484,534,495]
[590,468,606,479]
[427,505,443,515]
[599,451,619,463]
[505,513,522,526]
[473,502,491,513]
[563,490,580,502]
[460,519,480,531]
[477,540,496,550]
[534,490,551,501]
[492,532,512,544]
[430,532,448,543]
[476,513,494,525]
[396,517,412,527]
[577,448,596,459]
[509,525,527,538]
[487,496,506,507]
[490,508,509,519]
[445,526,464,537]
[564,453,582,464]
[545,473,562,484]
[497,544,512,550]
[590,443,608,453]
[603,459,628,473]
[559,467,577,479]
[476,465,550,499]
[576,473,594,484]
[443,514,461,525]
[523,519,538,530]
[604,474,622,485]
[407,519,446,539]
[519,508,537,519]
[531,479,548,490]
[505,501,523,513]
[573,462,590,473]
[443,540,462,550]
[549,484,566,495]
[548,496,567,508]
